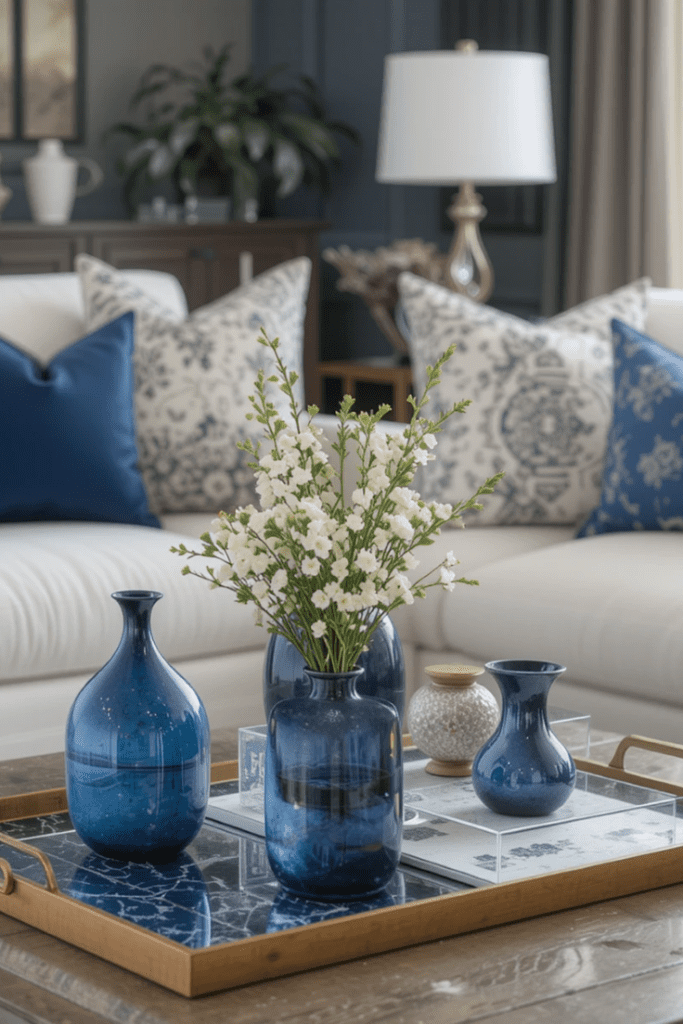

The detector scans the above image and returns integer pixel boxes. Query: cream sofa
[1,271,682,761]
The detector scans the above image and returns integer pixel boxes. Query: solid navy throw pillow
[0,311,160,527]
[577,318,683,536]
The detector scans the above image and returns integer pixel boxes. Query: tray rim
[1,745,683,998]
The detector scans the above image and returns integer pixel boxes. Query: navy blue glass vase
[264,666,403,900]
[263,615,405,724]
[471,660,576,817]
[65,591,211,862]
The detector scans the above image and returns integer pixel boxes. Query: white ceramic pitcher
[24,139,103,224]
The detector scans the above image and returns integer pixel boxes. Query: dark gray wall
[0,0,251,221]
[252,0,571,361]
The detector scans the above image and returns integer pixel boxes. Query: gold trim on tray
[0,741,682,998]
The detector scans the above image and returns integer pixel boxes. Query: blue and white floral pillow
[577,319,683,536]
[77,254,311,515]
[398,273,650,526]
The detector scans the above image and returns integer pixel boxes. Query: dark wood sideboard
[0,219,329,408]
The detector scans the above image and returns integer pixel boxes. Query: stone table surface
[1,728,683,1024]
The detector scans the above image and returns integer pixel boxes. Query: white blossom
[251,552,271,573]
[355,548,378,573]
[432,502,453,520]
[331,557,349,581]
[414,448,433,465]
[352,487,374,510]
[373,528,390,548]
[346,513,364,532]
[271,568,288,593]
[312,620,327,638]
[291,466,313,486]
[440,567,456,591]
[387,514,414,542]
[368,466,390,490]
[302,556,321,576]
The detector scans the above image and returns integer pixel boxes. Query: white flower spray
[172,330,503,673]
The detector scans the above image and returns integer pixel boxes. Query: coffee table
[2,728,683,1024]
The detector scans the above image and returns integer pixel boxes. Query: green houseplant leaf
[106,44,360,215]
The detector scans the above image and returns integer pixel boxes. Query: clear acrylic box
[238,724,268,809]
[225,711,677,889]
[401,762,677,885]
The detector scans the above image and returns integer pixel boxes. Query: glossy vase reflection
[65,591,211,862]
[471,660,576,817]
[263,615,405,724]
[264,667,402,900]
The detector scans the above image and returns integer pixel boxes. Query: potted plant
[107,44,360,218]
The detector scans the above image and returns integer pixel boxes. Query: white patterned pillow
[77,254,311,515]
[398,273,650,526]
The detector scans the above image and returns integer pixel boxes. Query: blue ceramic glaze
[65,591,211,862]
[264,667,402,900]
[263,614,405,724]
[471,660,576,817]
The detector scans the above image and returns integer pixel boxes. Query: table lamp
[376,40,556,303]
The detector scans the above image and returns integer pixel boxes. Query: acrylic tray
[1,735,683,998]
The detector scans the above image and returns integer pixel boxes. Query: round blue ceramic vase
[471,660,575,817]
[263,614,405,724]
[65,591,211,862]
[264,666,403,900]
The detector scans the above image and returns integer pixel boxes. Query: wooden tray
[1,735,682,999]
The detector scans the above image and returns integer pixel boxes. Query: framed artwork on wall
[0,0,84,141]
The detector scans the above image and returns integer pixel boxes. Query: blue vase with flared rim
[263,614,405,724]
[471,660,576,817]
[65,590,211,862]
[264,666,403,900]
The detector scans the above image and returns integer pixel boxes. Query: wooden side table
[317,360,413,422]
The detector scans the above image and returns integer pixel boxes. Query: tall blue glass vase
[65,591,211,862]
[471,660,575,817]
[264,666,403,900]
[263,614,405,724]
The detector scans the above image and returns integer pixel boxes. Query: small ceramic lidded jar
[407,664,500,776]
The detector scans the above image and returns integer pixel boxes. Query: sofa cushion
[390,524,574,652]
[398,273,650,527]
[0,521,265,683]
[436,531,683,708]
[0,312,158,528]
[644,287,683,356]
[577,319,683,536]
[0,270,187,361]
[77,253,311,516]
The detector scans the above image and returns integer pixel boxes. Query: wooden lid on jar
[424,664,485,688]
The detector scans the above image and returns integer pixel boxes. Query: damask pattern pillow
[77,254,311,515]
[577,319,683,536]
[398,273,650,526]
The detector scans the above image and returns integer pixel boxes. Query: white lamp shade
[376,50,557,186]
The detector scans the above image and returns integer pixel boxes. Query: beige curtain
[564,0,683,304]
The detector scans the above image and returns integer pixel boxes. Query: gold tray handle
[0,832,59,893]
[609,734,683,771]
[0,858,14,894]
